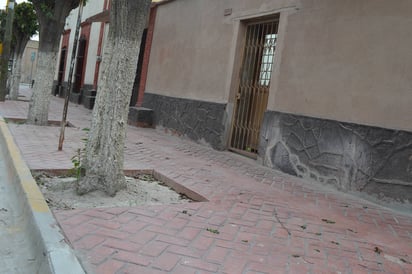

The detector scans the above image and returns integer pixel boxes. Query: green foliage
[0,10,6,42]
[71,128,89,180]
[13,2,38,39]
[28,0,55,19]
[0,3,38,44]
[71,149,82,179]
[206,228,220,234]
[39,1,54,18]
[28,0,87,20]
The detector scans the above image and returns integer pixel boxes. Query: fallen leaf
[374,247,382,255]
[322,218,336,224]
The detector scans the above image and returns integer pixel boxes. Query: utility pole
[0,0,15,101]
[58,1,84,150]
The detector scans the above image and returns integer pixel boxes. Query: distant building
[53,0,155,109]
[142,0,412,203]
[20,40,38,84]
[53,0,108,108]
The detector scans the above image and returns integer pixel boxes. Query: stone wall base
[259,111,412,203]
[142,93,227,150]
[82,88,96,109]
[128,107,153,128]
[52,81,96,109]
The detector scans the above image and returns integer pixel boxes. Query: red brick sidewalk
[1,87,411,273]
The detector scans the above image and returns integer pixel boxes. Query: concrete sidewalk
[0,86,411,273]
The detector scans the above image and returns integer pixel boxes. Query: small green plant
[71,149,82,179]
[206,228,220,234]
[71,128,89,180]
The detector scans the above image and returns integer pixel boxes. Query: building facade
[142,0,412,203]
[55,0,160,109]
[54,0,110,108]
[20,40,38,85]
[56,0,412,204]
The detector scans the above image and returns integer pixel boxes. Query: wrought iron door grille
[230,18,279,156]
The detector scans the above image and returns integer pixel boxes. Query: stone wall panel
[143,93,226,150]
[260,111,412,203]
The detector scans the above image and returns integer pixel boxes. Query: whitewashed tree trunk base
[27,51,57,125]
[77,0,151,196]
[77,173,126,197]
[26,0,75,125]
[77,40,136,196]
[10,55,22,101]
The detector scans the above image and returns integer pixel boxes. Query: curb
[0,116,86,274]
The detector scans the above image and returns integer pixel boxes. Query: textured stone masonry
[259,111,412,203]
[143,93,227,150]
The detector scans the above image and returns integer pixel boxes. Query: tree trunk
[0,0,15,102]
[27,0,79,125]
[10,19,30,101]
[27,50,58,125]
[10,53,22,100]
[77,0,151,196]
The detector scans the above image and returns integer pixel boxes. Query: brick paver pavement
[1,85,411,273]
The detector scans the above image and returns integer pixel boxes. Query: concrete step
[128,106,154,128]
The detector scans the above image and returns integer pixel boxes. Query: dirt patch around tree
[33,172,194,210]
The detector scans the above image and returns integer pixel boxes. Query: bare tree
[27,0,81,125]
[77,0,151,196]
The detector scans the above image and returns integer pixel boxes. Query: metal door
[230,18,279,157]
